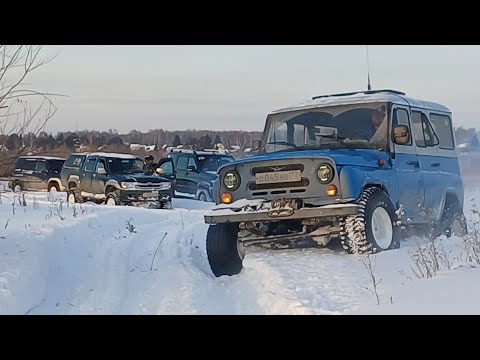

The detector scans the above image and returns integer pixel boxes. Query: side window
[392,108,412,146]
[421,113,438,147]
[411,111,438,148]
[35,161,47,172]
[23,159,36,172]
[159,161,173,174]
[15,158,25,171]
[96,159,106,173]
[187,157,197,169]
[65,155,84,168]
[84,157,97,172]
[177,156,188,170]
[430,113,454,150]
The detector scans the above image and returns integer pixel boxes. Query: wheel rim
[14,185,21,192]
[106,197,116,206]
[199,193,206,201]
[371,207,393,249]
[68,193,75,204]
[50,186,57,193]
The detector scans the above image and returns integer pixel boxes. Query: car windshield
[108,157,144,174]
[262,102,389,154]
[197,155,234,172]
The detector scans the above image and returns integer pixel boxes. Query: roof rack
[312,89,406,100]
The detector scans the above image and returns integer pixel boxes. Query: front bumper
[119,189,172,203]
[204,200,359,224]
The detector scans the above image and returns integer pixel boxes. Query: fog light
[222,193,233,204]
[326,185,337,196]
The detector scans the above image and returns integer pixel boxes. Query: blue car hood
[228,149,389,169]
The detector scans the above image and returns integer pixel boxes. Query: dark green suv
[168,149,234,201]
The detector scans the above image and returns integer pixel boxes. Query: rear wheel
[13,183,22,192]
[206,223,243,277]
[340,187,400,254]
[48,183,59,192]
[439,200,468,238]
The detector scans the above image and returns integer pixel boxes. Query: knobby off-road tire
[105,190,124,206]
[206,223,244,277]
[440,201,468,238]
[340,187,401,255]
[68,188,84,204]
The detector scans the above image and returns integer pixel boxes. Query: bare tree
[0,45,62,170]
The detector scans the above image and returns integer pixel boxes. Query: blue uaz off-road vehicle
[204,89,467,277]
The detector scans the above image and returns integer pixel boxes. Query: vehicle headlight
[121,182,135,189]
[317,164,334,184]
[223,171,240,190]
[159,182,171,190]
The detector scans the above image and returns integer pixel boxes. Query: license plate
[255,170,301,184]
[143,192,158,198]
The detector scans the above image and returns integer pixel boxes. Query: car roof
[19,156,66,161]
[71,152,139,159]
[270,89,451,114]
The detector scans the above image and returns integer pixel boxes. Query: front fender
[105,179,121,190]
[339,166,398,204]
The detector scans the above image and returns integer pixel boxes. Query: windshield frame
[259,102,391,154]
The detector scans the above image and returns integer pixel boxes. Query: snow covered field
[1,180,480,315]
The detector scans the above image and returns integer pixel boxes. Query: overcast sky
[25,45,480,134]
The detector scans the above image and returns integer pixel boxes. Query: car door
[391,105,425,223]
[411,110,443,222]
[185,156,199,195]
[81,156,97,193]
[175,155,189,195]
[32,159,48,190]
[92,157,108,194]
[21,158,37,190]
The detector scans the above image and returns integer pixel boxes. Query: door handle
[406,160,419,167]
[431,162,440,167]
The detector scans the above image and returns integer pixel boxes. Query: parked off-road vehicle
[61,152,172,208]
[168,149,234,201]
[8,156,66,192]
[204,89,467,277]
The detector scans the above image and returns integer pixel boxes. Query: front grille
[248,178,309,190]
[251,163,304,175]
[136,183,162,190]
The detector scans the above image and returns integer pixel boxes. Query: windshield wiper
[266,141,298,148]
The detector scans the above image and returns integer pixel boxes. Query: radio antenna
[366,45,372,91]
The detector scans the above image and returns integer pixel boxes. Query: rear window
[47,160,65,172]
[65,155,85,168]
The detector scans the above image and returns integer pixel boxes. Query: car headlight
[317,164,334,184]
[121,182,135,189]
[159,182,171,190]
[223,171,240,190]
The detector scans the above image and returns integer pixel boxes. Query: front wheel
[105,191,123,206]
[206,223,243,277]
[340,187,400,254]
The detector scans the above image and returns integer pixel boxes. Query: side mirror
[97,168,106,174]
[252,139,261,150]
[393,125,410,145]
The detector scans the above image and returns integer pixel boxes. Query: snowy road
[1,183,480,315]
